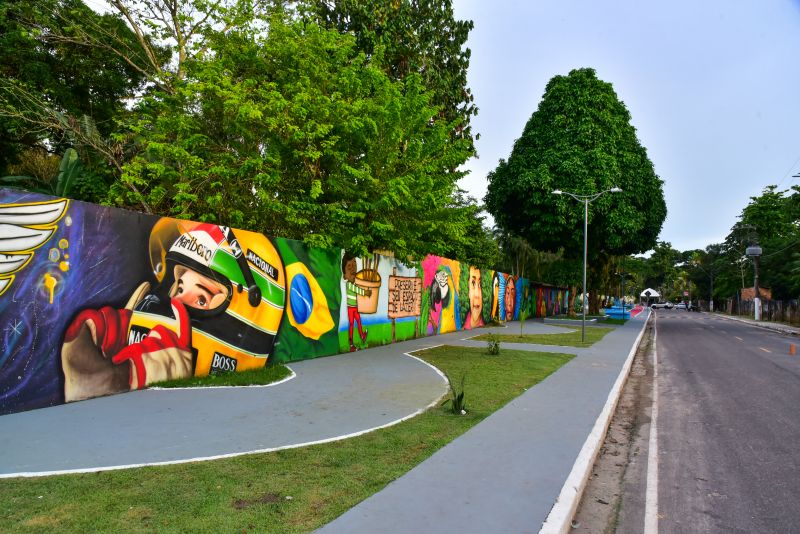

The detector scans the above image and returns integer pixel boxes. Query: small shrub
[519,307,529,336]
[486,333,501,355]
[441,371,467,415]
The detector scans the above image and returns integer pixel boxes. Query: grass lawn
[0,346,572,533]
[152,364,292,388]
[473,326,615,348]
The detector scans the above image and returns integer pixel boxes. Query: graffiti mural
[420,255,461,335]
[271,238,339,364]
[0,190,569,415]
[338,252,419,351]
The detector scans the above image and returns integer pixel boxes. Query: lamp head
[552,190,563,195]
[610,187,622,193]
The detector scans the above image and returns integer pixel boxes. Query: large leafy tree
[485,68,666,309]
[717,186,800,300]
[111,8,473,258]
[301,0,476,152]
[4,0,485,261]
[0,0,158,198]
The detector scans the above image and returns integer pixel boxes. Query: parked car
[651,301,673,309]
[675,302,687,310]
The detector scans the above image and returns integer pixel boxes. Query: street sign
[683,291,689,296]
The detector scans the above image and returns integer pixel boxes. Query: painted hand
[62,307,134,402]
[112,299,193,389]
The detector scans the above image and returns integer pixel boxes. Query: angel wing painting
[0,198,69,296]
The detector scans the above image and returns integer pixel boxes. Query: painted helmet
[130,221,286,376]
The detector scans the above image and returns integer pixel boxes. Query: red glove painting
[112,299,193,389]
[62,281,194,402]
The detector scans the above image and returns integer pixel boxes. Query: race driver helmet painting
[133,221,287,376]
[61,219,286,402]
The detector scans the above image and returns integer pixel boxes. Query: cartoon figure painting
[428,267,451,334]
[421,255,460,335]
[61,221,286,402]
[341,253,371,351]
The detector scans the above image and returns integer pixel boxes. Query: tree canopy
[0,0,491,263]
[484,68,666,260]
[301,0,476,153]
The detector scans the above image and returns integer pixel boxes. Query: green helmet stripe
[211,250,285,307]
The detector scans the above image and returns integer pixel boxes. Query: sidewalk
[318,312,650,534]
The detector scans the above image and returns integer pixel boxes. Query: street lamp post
[552,186,623,341]
[746,244,762,321]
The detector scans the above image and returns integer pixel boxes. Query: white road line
[735,336,743,341]
[759,347,771,353]
[1,352,450,479]
[645,313,659,534]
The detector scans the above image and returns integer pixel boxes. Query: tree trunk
[589,289,601,315]
[568,285,578,317]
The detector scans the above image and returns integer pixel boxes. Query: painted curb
[539,310,652,534]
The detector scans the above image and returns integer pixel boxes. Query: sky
[452,0,800,253]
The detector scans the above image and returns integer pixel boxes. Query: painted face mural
[467,266,483,329]
[505,274,517,321]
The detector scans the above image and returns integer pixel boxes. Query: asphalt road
[654,309,800,533]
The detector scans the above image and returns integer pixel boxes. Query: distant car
[665,301,674,309]
[675,302,687,310]
[651,301,670,309]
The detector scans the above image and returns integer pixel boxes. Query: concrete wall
[0,189,568,414]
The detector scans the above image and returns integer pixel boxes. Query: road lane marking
[759,347,771,353]
[735,336,743,341]
[645,314,659,534]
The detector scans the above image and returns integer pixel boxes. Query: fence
[720,298,800,325]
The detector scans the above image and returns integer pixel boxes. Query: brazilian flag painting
[271,238,341,364]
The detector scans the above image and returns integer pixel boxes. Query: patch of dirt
[571,324,654,533]
[232,493,283,510]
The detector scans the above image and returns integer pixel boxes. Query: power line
[776,154,800,187]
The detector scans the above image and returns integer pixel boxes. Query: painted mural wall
[0,190,568,415]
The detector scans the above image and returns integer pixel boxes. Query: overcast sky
[453,0,800,253]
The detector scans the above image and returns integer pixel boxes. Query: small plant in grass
[485,333,501,355]
[519,307,529,337]
[441,371,467,415]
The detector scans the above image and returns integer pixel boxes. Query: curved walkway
[0,321,572,478]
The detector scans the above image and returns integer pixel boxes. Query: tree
[485,68,666,311]
[301,0,476,152]
[4,1,486,261]
[718,186,800,300]
[0,0,163,201]
[111,9,473,258]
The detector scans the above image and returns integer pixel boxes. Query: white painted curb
[539,310,652,534]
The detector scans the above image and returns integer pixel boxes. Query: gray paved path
[2,315,649,534]
[0,321,571,477]
[318,314,649,534]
